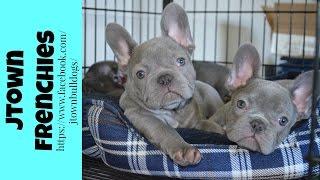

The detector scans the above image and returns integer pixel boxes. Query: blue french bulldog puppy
[209,43,317,155]
[106,3,224,166]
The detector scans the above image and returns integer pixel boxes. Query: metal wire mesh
[82,0,320,178]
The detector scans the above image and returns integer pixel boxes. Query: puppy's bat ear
[290,70,318,120]
[161,3,195,54]
[106,23,137,72]
[226,43,261,91]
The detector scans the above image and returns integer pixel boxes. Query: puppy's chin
[160,91,182,107]
[236,137,261,152]
[228,133,275,155]
[144,86,193,110]
[161,97,192,110]
[254,136,275,155]
[162,100,182,109]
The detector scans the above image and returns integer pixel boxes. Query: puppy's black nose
[157,74,173,86]
[250,119,266,133]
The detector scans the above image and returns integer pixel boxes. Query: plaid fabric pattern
[82,95,320,179]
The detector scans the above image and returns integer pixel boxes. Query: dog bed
[82,94,320,179]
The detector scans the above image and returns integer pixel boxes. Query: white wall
[83,0,315,69]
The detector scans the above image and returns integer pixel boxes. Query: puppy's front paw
[172,147,201,166]
[215,126,226,135]
[196,120,225,135]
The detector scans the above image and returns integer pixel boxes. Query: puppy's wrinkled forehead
[130,37,188,66]
[236,79,294,112]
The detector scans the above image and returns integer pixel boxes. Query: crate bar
[94,0,97,63]
[114,0,117,22]
[114,0,116,62]
[132,0,134,36]
[82,7,163,14]
[250,0,254,42]
[308,0,320,176]
[288,0,293,62]
[238,0,242,47]
[84,0,87,73]
[275,0,280,67]
[262,0,267,76]
[139,0,142,44]
[192,0,196,60]
[154,0,157,37]
[82,7,316,14]
[147,0,150,40]
[214,0,218,63]
[203,0,207,61]
[226,0,230,63]
[302,0,308,70]
[123,0,126,27]
[104,0,107,61]
[185,10,316,13]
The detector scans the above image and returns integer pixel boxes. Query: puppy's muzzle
[157,73,174,86]
[250,119,266,134]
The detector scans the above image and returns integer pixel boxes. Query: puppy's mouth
[160,88,189,110]
[165,88,183,97]
[235,135,262,153]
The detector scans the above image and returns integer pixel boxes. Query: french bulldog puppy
[194,61,230,102]
[82,61,125,98]
[209,43,316,155]
[106,3,224,166]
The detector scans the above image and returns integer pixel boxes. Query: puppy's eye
[279,116,288,126]
[176,57,185,66]
[136,70,145,79]
[236,100,246,109]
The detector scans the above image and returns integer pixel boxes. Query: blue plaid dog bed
[82,94,320,179]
